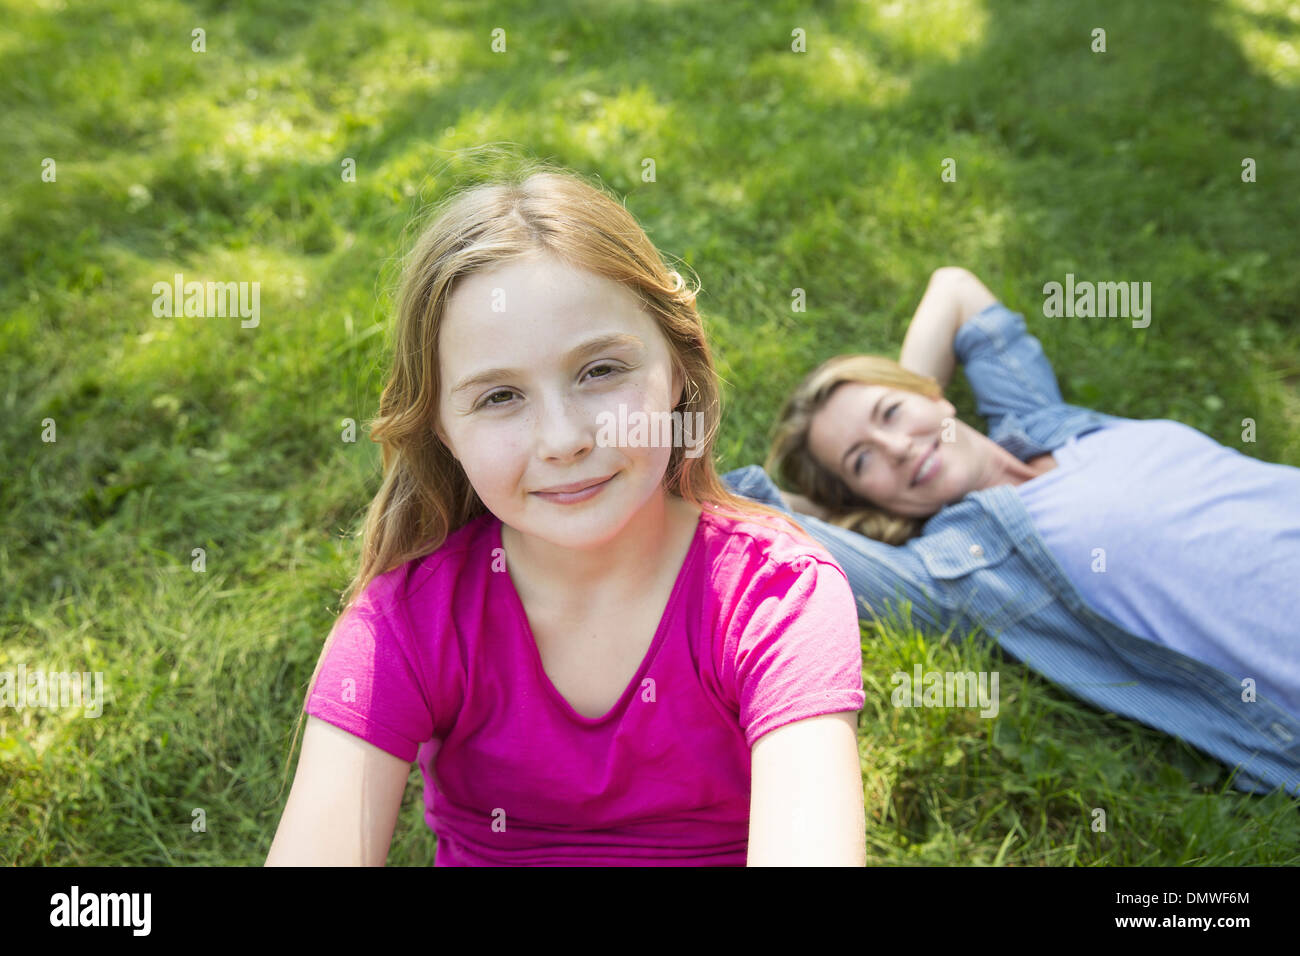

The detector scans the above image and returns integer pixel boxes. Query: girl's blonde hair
[766,354,945,546]
[281,161,812,788]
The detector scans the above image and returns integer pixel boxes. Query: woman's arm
[898,267,998,389]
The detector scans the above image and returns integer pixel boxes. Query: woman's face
[807,382,971,518]
[435,252,683,551]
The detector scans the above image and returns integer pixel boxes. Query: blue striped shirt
[723,301,1300,796]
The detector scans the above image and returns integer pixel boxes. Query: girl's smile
[531,472,619,503]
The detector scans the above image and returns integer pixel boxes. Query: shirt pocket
[913,528,1011,577]
[910,528,1052,632]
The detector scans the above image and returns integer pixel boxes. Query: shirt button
[969,544,984,557]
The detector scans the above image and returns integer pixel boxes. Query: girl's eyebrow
[449,332,646,396]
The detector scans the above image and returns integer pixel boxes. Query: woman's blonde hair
[281,160,812,788]
[766,354,945,546]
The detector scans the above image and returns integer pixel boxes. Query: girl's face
[435,252,683,551]
[806,382,970,518]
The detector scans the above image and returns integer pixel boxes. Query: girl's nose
[535,394,593,461]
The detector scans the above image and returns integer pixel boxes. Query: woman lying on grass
[267,166,867,867]
[723,267,1300,797]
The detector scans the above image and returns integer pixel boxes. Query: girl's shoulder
[697,504,843,583]
[357,512,501,617]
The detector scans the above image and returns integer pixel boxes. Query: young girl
[723,267,1300,797]
[266,166,868,866]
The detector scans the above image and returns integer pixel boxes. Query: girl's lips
[531,473,616,503]
[534,473,614,495]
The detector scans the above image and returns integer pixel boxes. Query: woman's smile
[911,439,941,487]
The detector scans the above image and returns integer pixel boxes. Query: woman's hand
[898,267,998,389]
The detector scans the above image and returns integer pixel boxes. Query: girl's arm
[898,267,998,389]
[266,716,411,866]
[748,711,866,866]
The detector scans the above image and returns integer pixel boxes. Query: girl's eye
[586,363,621,380]
[475,364,624,409]
[885,402,901,419]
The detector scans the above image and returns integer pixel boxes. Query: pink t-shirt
[304,506,865,866]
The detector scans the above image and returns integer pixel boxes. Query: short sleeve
[726,555,865,749]
[304,599,434,763]
[953,302,1065,438]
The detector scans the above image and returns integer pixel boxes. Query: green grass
[2,0,1298,865]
